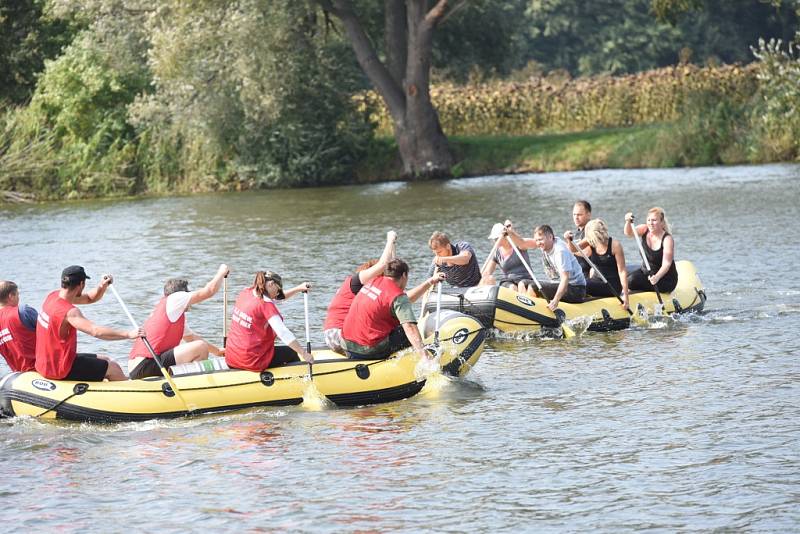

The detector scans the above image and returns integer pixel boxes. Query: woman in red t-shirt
[225,271,314,372]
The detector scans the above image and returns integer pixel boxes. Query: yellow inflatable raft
[0,311,484,423]
[423,260,706,334]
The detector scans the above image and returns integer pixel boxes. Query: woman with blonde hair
[623,207,678,293]
[579,219,630,310]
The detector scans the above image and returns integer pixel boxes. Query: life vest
[129,296,186,359]
[342,276,404,347]
[0,306,37,372]
[35,291,77,380]
[323,275,357,330]
[225,288,282,371]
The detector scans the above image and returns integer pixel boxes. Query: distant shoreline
[3,124,798,204]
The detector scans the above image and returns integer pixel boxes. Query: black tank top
[641,230,678,288]
[589,237,621,290]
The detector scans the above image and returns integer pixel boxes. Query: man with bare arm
[36,266,139,382]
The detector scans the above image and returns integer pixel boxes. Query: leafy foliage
[0,0,78,105]
[1,25,150,199]
[131,1,372,188]
[750,37,800,160]
[523,0,798,77]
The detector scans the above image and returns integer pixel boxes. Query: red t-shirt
[323,274,363,330]
[341,276,404,347]
[225,288,282,371]
[129,296,186,359]
[35,291,78,379]
[0,305,37,372]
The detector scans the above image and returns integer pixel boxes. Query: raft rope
[33,327,491,396]
[36,384,89,417]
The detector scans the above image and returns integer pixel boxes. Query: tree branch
[385,0,407,86]
[319,0,406,121]
[438,0,468,26]
[424,0,453,26]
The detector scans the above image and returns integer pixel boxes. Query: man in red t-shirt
[128,264,229,380]
[35,266,141,381]
[0,280,38,372]
[322,231,397,353]
[341,259,430,360]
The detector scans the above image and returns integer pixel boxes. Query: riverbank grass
[357,124,681,181]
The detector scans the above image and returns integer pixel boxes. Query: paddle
[434,280,443,346]
[303,289,312,378]
[629,215,664,306]
[418,259,437,316]
[109,284,192,412]
[507,236,577,339]
[222,274,228,348]
[481,223,505,274]
[570,238,635,316]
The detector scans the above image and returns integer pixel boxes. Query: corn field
[359,64,759,136]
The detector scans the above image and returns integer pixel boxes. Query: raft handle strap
[36,383,89,418]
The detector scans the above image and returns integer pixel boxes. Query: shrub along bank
[2,61,799,202]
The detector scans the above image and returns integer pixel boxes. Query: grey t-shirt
[493,246,531,280]
[541,238,586,286]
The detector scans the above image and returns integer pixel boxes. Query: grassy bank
[3,60,798,203]
[355,121,755,183]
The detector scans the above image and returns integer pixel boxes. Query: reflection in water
[1,164,799,530]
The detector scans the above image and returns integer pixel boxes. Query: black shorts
[536,282,587,303]
[129,349,176,380]
[65,353,108,382]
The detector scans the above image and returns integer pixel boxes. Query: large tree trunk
[395,0,454,177]
[393,97,453,178]
[323,0,456,178]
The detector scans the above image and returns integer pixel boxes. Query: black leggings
[628,268,677,293]
[269,345,302,367]
[586,277,622,298]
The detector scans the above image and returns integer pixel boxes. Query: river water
[1,163,799,532]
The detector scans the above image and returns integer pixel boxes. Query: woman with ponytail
[225,271,313,371]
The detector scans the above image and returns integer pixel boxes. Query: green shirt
[343,294,417,355]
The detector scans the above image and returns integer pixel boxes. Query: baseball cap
[264,271,285,300]
[61,265,90,284]
[488,223,505,240]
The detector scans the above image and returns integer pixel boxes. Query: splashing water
[419,351,449,397]
[300,374,332,411]
[564,315,593,336]
[420,371,452,397]
[415,348,442,381]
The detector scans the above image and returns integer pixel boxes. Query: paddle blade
[554,309,576,339]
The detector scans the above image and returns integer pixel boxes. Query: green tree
[315,0,463,177]
[524,0,798,76]
[0,0,77,105]
[132,1,371,187]
[431,0,530,81]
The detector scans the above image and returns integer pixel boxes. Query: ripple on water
[2,164,800,530]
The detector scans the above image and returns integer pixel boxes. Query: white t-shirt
[249,289,296,345]
[165,291,194,336]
